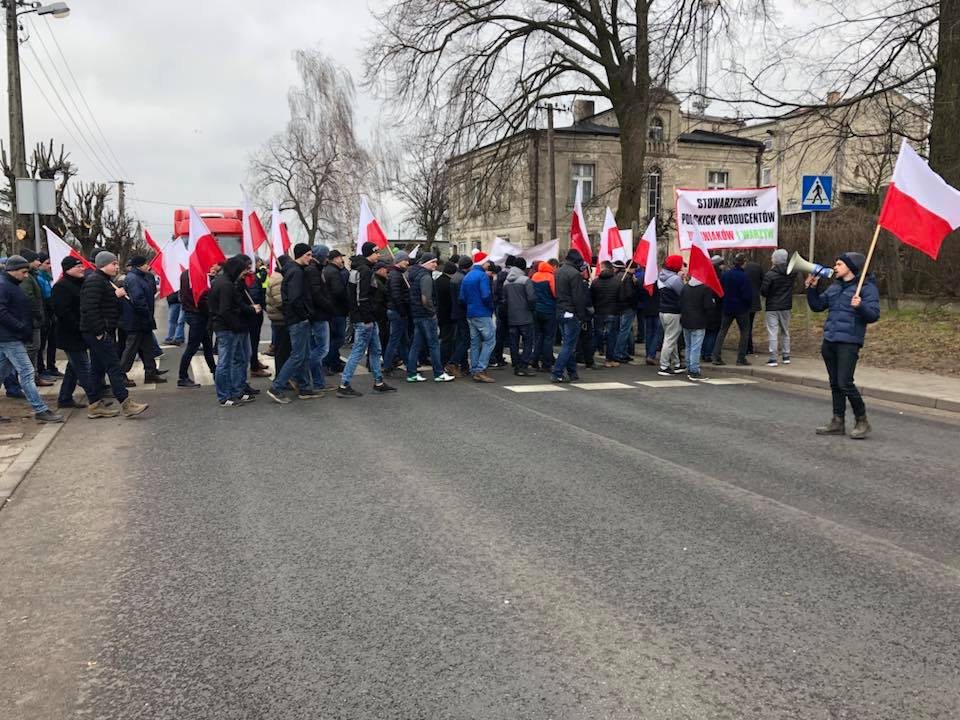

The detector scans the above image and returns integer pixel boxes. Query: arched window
[648,116,665,142]
[647,167,662,220]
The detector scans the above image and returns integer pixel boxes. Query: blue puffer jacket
[121,267,157,332]
[720,266,754,315]
[460,265,494,318]
[807,274,880,346]
[0,272,33,343]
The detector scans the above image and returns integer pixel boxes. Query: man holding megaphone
[805,252,881,440]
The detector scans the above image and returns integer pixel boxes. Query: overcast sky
[3,0,394,242]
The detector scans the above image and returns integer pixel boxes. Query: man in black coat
[322,249,349,372]
[52,257,103,413]
[119,256,165,384]
[306,245,335,392]
[383,251,411,376]
[744,256,764,354]
[79,252,148,417]
[552,249,589,382]
[177,264,219,388]
[267,244,315,404]
[680,277,716,381]
[210,255,260,405]
[760,248,797,366]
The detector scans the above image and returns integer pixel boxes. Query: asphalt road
[1,351,959,719]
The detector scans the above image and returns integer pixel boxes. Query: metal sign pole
[32,179,42,252]
[808,210,816,261]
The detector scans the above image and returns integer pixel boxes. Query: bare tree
[250,50,371,245]
[60,182,110,259]
[1,139,76,248]
[366,0,714,229]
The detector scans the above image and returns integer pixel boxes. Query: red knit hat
[472,251,488,263]
[664,254,684,272]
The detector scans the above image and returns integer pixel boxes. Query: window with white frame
[570,163,595,204]
[648,116,665,142]
[647,167,662,220]
[761,167,771,186]
[708,170,729,189]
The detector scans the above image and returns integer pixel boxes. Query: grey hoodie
[502,265,536,326]
[657,268,684,314]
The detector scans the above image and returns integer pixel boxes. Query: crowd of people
[0,238,880,438]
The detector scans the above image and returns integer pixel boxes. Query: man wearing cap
[268,244,317,404]
[656,254,686,376]
[460,253,496,382]
[79,251,149,417]
[120,255,166,385]
[337,241,396,397]
[806,251,880,439]
[711,252,754,367]
[406,253,455,383]
[383,250,411,376]
[305,244,334,393]
[761,248,796,366]
[17,248,50,384]
[51,257,102,412]
[322,249,349,373]
[552,249,589,382]
[0,256,62,422]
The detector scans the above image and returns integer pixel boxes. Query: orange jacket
[530,261,556,296]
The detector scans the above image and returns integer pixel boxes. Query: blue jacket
[121,267,157,332]
[807,273,880,346]
[0,272,33,343]
[720,266,754,315]
[460,265,493,318]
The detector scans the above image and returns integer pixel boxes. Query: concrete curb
[710,365,957,413]
[0,418,68,509]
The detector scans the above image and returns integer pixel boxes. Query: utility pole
[5,0,27,249]
[546,103,557,241]
[110,179,133,218]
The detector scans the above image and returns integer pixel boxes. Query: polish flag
[355,195,389,254]
[144,228,162,254]
[687,219,724,297]
[241,198,265,286]
[149,246,178,298]
[271,201,291,260]
[569,180,592,265]
[44,226,94,282]
[595,207,627,274]
[633,219,658,296]
[878,139,960,259]
[188,206,226,305]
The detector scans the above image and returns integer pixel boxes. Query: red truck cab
[173,208,243,256]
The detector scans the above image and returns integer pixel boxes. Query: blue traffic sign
[801,175,833,211]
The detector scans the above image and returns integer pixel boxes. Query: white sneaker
[435,372,456,382]
[766,358,778,367]
[406,373,427,383]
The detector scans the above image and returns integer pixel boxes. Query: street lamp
[3,0,71,249]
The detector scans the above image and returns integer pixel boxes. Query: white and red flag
[144,230,177,298]
[687,219,724,297]
[144,228,162,254]
[44,226,94,282]
[187,206,226,305]
[270,201,291,262]
[877,139,960,259]
[569,180,592,265]
[355,195,389,254]
[241,198,267,286]
[595,207,627,274]
[633,218,658,296]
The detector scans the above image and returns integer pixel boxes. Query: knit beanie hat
[292,243,311,259]
[565,248,583,264]
[5,255,29,271]
[710,255,724,267]
[129,255,148,268]
[772,248,788,266]
[61,256,83,272]
[419,252,437,264]
[37,252,49,263]
[19,248,38,263]
[311,244,330,262]
[838,251,866,275]
[393,251,409,263]
[361,241,379,257]
[95,251,118,269]
[664,254,683,272]
[457,256,473,271]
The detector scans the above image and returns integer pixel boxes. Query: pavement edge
[0,417,68,510]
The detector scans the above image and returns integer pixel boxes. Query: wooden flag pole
[855,224,882,297]
[619,259,634,283]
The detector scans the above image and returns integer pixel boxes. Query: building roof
[558,119,621,136]
[677,129,764,148]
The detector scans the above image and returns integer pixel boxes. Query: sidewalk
[710,356,960,413]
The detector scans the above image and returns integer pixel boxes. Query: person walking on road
[51,257,99,411]
[323,250,349,373]
[406,253,455,384]
[177,264,219,388]
[712,253,754,367]
[460,254,496,383]
[305,245,334,393]
[383,251,411,377]
[120,256,167,385]
[209,256,260,407]
[267,245,316,404]
[657,254,685,376]
[503,257,537,376]
[552,249,588,383]
[761,248,796,366]
[806,252,880,440]
[0,256,62,423]
[79,252,148,417]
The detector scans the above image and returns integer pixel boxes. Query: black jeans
[509,323,535,368]
[249,312,264,370]
[83,332,129,403]
[821,340,866,418]
[120,331,157,374]
[439,321,456,365]
[179,313,216,380]
[713,312,750,362]
[492,305,508,364]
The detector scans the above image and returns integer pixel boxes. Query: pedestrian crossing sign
[801,175,833,211]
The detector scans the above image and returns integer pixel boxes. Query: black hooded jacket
[281,259,314,324]
[79,269,122,336]
[304,260,334,321]
[210,257,257,333]
[347,255,376,323]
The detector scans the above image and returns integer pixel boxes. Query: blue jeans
[509,323,534,368]
[703,327,719,361]
[642,315,663,360]
[214,330,246,402]
[593,314,620,361]
[615,309,635,358]
[325,316,346,370]
[467,316,495,373]
[532,310,556,369]
[407,317,443,377]
[166,303,185,341]
[0,341,48,413]
[84,333,129,404]
[309,320,330,389]
[552,316,581,379]
[683,328,705,374]
[273,320,310,393]
[383,309,409,369]
[58,348,96,404]
[343,321,383,385]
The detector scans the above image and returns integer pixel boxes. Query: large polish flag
[241,198,266,285]
[270,201,291,261]
[44,226,94,282]
[145,230,178,298]
[687,219,724,297]
[188,207,227,304]
[632,218,658,295]
[878,139,960,259]
[356,195,389,254]
[569,180,592,265]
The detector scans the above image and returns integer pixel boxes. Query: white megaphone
[787,251,833,279]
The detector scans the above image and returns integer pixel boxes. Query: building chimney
[826,91,842,106]
[572,100,595,123]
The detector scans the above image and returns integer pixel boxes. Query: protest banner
[675,186,778,250]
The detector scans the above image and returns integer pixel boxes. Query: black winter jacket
[305,261,334,321]
[79,269,122,336]
[408,264,437,319]
[555,260,588,320]
[761,265,796,311]
[449,271,466,320]
[435,273,454,325]
[387,266,410,316]
[591,270,621,316]
[51,274,86,351]
[120,267,157,333]
[347,255,376,324]
[323,263,349,316]
[209,257,256,333]
[180,269,210,316]
[680,282,716,330]
[281,260,314,324]
[744,261,763,313]
[0,272,33,343]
